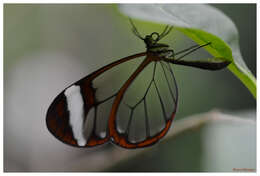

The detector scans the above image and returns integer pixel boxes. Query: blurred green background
[4,4,256,172]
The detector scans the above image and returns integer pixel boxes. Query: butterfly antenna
[129,18,144,40]
[158,25,173,41]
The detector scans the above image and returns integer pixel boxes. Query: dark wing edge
[166,57,231,70]
[168,42,231,71]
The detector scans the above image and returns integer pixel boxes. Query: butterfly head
[129,19,173,53]
[143,32,160,47]
[142,32,170,53]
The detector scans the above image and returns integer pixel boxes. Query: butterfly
[46,19,230,149]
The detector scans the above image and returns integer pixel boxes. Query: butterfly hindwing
[108,54,178,148]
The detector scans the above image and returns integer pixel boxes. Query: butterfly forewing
[46,53,146,147]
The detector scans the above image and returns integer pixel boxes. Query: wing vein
[144,98,150,138]
[166,62,178,105]
[126,109,134,135]
[159,61,176,104]
[153,80,167,123]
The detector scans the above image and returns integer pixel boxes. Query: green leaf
[118,4,256,98]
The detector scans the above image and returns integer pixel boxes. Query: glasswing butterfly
[46,19,230,149]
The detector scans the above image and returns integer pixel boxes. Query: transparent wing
[46,52,147,147]
[109,55,178,149]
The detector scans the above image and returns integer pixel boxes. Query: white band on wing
[64,85,86,146]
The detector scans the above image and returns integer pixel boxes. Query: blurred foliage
[106,130,204,172]
[105,111,256,172]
